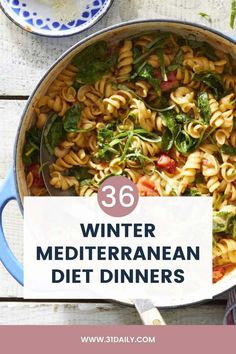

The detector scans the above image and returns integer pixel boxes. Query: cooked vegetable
[63,104,82,132]
[138,63,160,94]
[44,114,65,155]
[198,92,211,123]
[193,72,224,99]
[221,144,236,155]
[73,41,117,84]
[23,127,42,166]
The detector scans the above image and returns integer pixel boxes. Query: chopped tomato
[154,70,178,92]
[137,176,159,196]
[213,265,226,283]
[28,164,44,188]
[156,153,177,174]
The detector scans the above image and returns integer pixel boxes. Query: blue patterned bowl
[0,0,113,37]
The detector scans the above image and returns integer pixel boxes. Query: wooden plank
[0,1,234,96]
[0,302,226,325]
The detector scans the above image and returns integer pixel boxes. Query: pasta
[22,31,236,283]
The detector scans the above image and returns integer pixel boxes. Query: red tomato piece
[137,176,159,196]
[154,70,178,92]
[156,153,177,174]
[213,265,226,283]
[28,164,45,188]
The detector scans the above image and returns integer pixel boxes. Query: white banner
[24,196,212,306]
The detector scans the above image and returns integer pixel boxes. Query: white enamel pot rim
[2,19,236,307]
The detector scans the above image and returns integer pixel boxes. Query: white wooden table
[0,0,234,325]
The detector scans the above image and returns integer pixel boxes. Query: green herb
[198,92,211,123]
[22,127,42,165]
[70,166,93,181]
[175,113,192,124]
[97,126,118,161]
[184,188,202,196]
[44,114,65,155]
[221,144,236,155]
[63,104,82,132]
[193,72,224,99]
[138,63,160,94]
[168,50,183,71]
[199,12,212,22]
[161,128,174,151]
[73,41,117,84]
[156,48,167,81]
[231,0,236,28]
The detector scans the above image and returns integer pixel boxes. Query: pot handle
[0,167,23,285]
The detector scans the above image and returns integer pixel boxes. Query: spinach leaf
[193,72,224,99]
[70,166,92,181]
[63,104,82,132]
[174,130,198,154]
[73,41,117,85]
[168,49,183,71]
[161,128,174,151]
[44,114,65,155]
[184,188,202,196]
[23,127,42,166]
[161,109,180,136]
[221,144,236,155]
[138,63,160,94]
[198,92,211,123]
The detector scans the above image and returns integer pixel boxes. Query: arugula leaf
[168,50,183,71]
[161,128,174,151]
[23,127,42,166]
[231,0,236,29]
[138,63,160,94]
[221,144,236,155]
[174,130,198,154]
[193,72,224,99]
[63,104,82,132]
[198,92,211,123]
[44,114,65,155]
[73,41,117,84]
[70,166,92,181]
